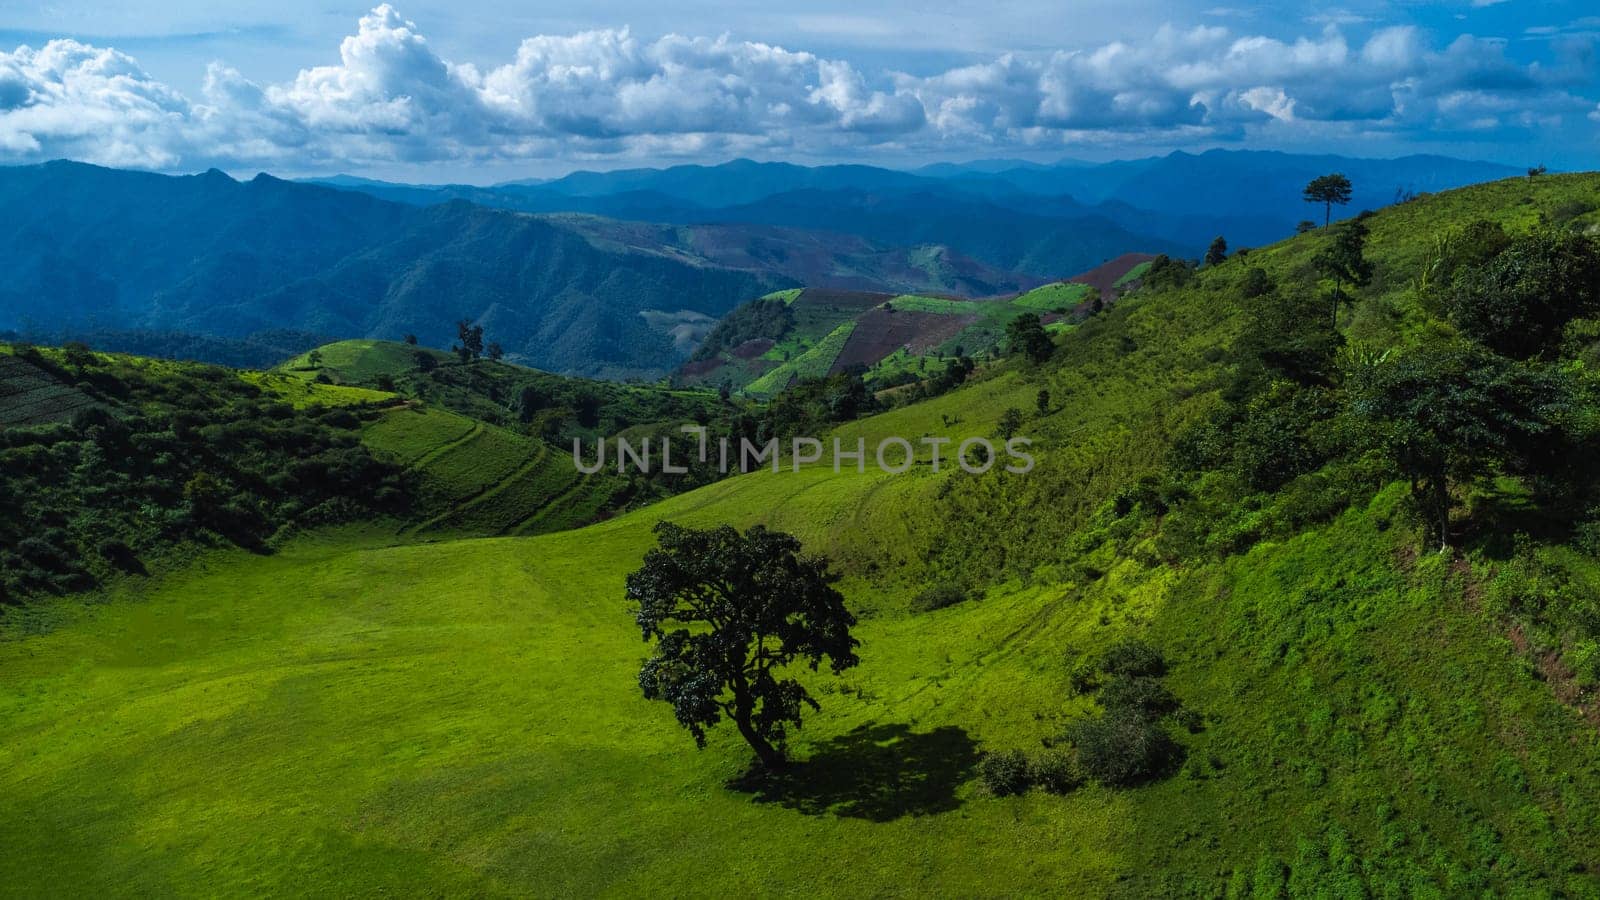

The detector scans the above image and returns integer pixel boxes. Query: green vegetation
[0,344,405,604]
[279,339,724,446]
[746,321,857,396]
[629,521,860,768]
[690,296,795,361]
[1004,312,1054,363]
[1112,260,1153,289]
[11,173,1600,894]
[1011,281,1093,311]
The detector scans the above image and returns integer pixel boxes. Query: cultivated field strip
[0,356,102,426]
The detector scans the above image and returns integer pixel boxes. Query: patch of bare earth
[831,309,974,371]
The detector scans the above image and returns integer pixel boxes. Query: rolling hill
[0,162,1029,379]
[6,171,1600,895]
[680,254,1154,394]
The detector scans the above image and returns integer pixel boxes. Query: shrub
[1068,659,1100,695]
[978,749,1032,797]
[1099,675,1179,719]
[911,583,971,612]
[1068,708,1178,786]
[1029,749,1082,794]
[1100,638,1166,677]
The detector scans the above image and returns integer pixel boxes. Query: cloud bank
[0,4,1595,169]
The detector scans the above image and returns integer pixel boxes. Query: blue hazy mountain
[310,150,1520,266]
[0,161,1031,378]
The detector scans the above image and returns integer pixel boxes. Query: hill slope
[6,173,1600,895]
[680,254,1153,394]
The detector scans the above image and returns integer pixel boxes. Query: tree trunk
[1324,202,1331,228]
[733,703,785,769]
[1438,488,1451,554]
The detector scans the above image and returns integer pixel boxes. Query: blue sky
[1,1,1596,180]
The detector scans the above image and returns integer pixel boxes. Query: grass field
[359,404,604,537]
[1010,281,1093,311]
[5,458,1600,894]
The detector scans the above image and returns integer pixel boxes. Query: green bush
[911,583,972,612]
[1067,708,1177,787]
[1099,675,1179,718]
[1029,749,1082,794]
[978,749,1032,797]
[1100,638,1166,677]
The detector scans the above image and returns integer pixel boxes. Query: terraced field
[746,321,858,395]
[0,354,101,426]
[683,258,1157,394]
[361,404,608,537]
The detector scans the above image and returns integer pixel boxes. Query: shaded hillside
[0,162,1023,379]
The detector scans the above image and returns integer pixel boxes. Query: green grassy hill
[7,174,1600,894]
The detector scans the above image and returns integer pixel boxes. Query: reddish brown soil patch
[831,309,973,371]
[1070,252,1158,297]
[730,338,774,360]
[679,357,724,377]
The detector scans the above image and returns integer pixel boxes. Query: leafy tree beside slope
[628,522,860,768]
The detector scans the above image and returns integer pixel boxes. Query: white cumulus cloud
[0,4,1595,170]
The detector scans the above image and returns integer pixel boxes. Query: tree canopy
[1314,218,1374,329]
[1006,312,1054,364]
[1205,236,1228,268]
[1447,229,1600,360]
[1303,173,1354,227]
[627,521,860,768]
[1348,343,1582,549]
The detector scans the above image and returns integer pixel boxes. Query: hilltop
[5,172,1600,894]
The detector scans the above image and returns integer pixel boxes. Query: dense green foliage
[1446,228,1600,358]
[1005,312,1054,363]
[0,345,404,603]
[690,297,795,361]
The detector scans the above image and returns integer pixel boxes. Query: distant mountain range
[310,150,1523,264]
[0,151,1523,380]
[0,162,1032,379]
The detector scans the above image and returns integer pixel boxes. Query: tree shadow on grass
[728,723,979,822]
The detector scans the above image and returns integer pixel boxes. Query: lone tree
[1204,235,1228,267]
[1314,218,1373,330]
[628,521,860,768]
[1006,312,1054,363]
[1303,173,1353,228]
[997,407,1024,440]
[455,319,485,363]
[1036,388,1051,415]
